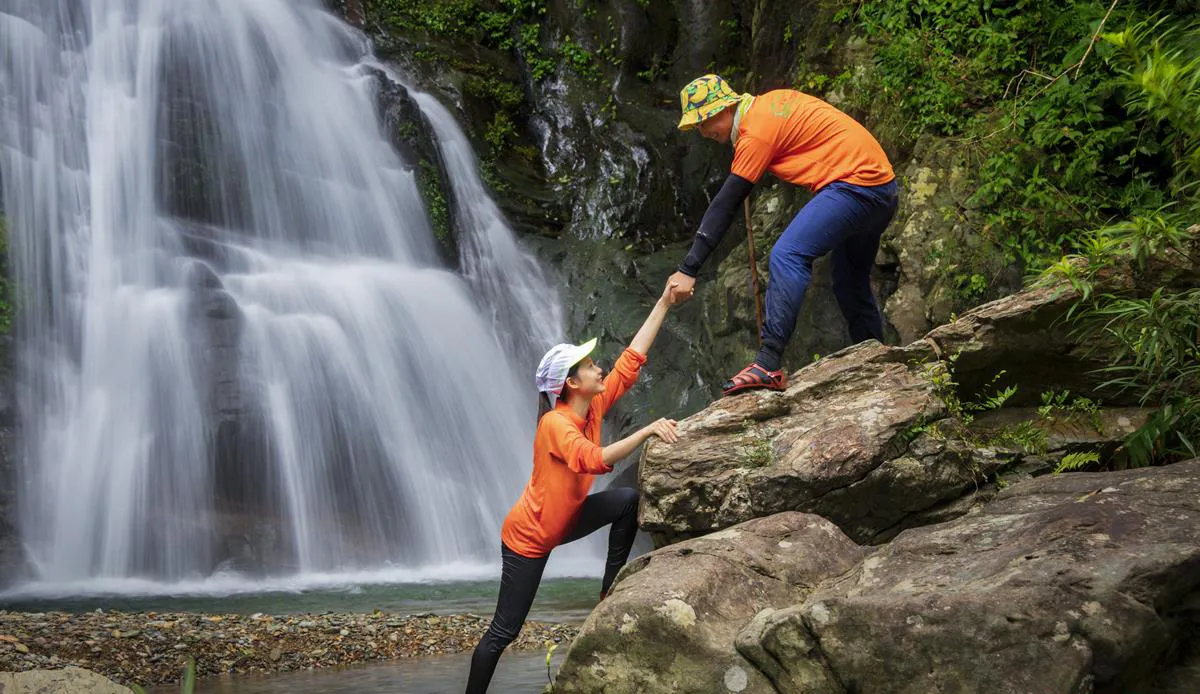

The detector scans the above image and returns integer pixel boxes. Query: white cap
[535,338,598,407]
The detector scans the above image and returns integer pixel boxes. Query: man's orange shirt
[501,348,647,558]
[732,89,894,192]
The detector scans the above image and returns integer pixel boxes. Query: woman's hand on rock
[643,418,679,444]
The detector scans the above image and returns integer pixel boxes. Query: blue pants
[758,179,900,370]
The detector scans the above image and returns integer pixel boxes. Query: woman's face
[564,357,606,401]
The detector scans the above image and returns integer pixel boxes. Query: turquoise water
[0,578,598,624]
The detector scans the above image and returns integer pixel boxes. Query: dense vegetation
[843,1,1197,467]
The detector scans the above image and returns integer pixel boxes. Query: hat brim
[565,337,598,368]
[678,96,739,131]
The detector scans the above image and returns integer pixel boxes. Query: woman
[465,280,683,693]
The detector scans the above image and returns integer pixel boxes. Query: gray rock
[923,281,1114,406]
[879,138,1018,345]
[552,513,865,694]
[742,461,1200,694]
[0,666,132,693]
[639,269,1161,546]
[639,340,951,545]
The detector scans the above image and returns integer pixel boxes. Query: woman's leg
[560,487,640,595]
[465,544,549,694]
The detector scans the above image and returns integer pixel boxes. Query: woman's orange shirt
[732,89,894,192]
[500,348,647,558]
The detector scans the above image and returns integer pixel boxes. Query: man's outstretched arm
[669,173,755,300]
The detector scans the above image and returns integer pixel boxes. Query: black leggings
[465,487,640,693]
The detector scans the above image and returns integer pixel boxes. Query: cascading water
[0,0,568,589]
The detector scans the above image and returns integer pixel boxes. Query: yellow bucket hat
[677,74,742,131]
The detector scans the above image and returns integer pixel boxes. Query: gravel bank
[0,609,577,686]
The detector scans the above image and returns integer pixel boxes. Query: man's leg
[830,181,899,343]
[466,545,549,694]
[754,182,876,372]
[560,487,640,595]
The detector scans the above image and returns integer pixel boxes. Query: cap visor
[569,337,598,367]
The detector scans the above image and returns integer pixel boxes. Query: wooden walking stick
[743,197,764,343]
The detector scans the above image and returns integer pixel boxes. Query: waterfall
[0,0,565,588]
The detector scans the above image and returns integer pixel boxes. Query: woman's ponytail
[537,391,554,422]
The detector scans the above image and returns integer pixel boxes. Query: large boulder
[738,460,1200,694]
[639,273,1158,545]
[552,513,865,694]
[0,667,132,694]
[639,340,955,546]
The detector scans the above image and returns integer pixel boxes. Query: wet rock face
[551,512,865,694]
[368,66,461,262]
[0,334,21,588]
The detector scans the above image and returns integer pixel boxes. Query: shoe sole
[722,380,787,397]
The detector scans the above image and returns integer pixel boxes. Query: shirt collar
[555,400,587,427]
[730,94,755,147]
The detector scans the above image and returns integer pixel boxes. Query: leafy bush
[848,3,1198,467]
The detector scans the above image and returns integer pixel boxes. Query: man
[667,74,899,396]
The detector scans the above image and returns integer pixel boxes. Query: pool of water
[0,578,598,624]
[151,650,563,694]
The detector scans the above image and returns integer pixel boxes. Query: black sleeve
[677,173,755,277]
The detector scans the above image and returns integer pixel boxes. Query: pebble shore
[0,609,578,686]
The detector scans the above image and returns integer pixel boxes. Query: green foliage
[561,35,600,82]
[847,2,1196,271]
[364,0,621,84]
[843,2,1198,466]
[415,160,452,247]
[545,642,558,683]
[364,0,555,79]
[183,656,196,692]
[1054,451,1102,473]
[992,420,1049,454]
[1036,17,1200,468]
[1038,390,1103,432]
[923,354,1017,427]
[365,0,480,39]
[485,111,518,149]
[905,354,1018,445]
[737,435,774,468]
[857,0,1089,135]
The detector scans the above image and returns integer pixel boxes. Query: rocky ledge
[0,610,575,687]
[554,460,1200,693]
[638,276,1158,547]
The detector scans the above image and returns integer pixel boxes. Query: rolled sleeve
[546,413,611,474]
[595,348,646,416]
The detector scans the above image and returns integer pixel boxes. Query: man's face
[697,107,733,143]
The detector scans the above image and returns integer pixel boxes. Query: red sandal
[722,363,787,396]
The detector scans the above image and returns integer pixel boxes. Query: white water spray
[0,0,564,586]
